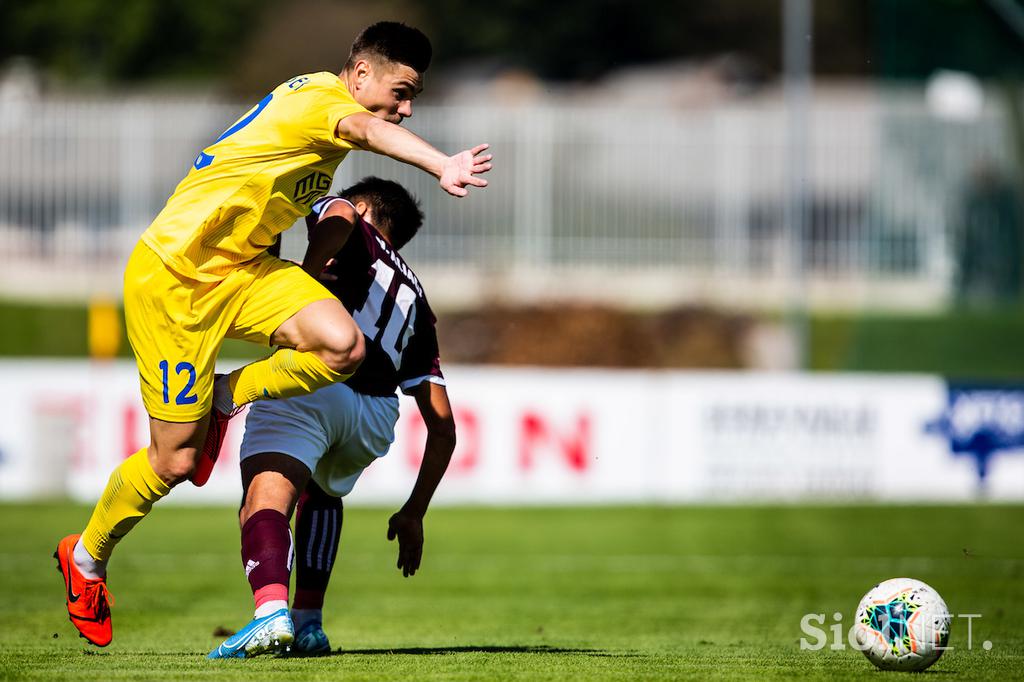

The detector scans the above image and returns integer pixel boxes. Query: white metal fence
[0,85,1014,308]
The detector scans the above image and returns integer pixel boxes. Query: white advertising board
[0,361,1021,504]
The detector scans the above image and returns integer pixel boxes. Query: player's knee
[240,469,300,523]
[317,326,365,374]
[149,447,198,485]
[345,332,366,370]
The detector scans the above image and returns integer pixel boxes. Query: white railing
[0,85,1013,309]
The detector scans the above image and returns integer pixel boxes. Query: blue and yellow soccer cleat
[208,609,294,659]
[291,620,332,656]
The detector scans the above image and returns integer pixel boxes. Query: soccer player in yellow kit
[54,22,492,647]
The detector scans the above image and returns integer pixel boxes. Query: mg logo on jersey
[925,383,1024,487]
[294,171,332,205]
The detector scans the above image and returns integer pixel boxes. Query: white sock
[73,538,106,580]
[212,374,236,414]
[291,608,323,631]
[255,600,289,619]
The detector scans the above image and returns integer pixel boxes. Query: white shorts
[239,382,400,497]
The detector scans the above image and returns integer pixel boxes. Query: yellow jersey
[141,72,368,282]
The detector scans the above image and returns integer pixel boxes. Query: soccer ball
[853,577,951,672]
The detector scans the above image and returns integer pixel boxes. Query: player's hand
[439,143,492,198]
[387,511,424,577]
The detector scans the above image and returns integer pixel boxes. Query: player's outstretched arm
[337,113,492,198]
[301,200,359,278]
[387,381,456,577]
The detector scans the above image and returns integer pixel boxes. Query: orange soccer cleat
[54,534,114,647]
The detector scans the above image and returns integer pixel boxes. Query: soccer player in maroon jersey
[209,177,455,658]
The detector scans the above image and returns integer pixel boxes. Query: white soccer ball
[853,577,951,672]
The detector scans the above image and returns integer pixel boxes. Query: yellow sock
[228,348,350,407]
[81,448,171,562]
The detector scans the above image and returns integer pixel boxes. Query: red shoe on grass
[54,534,114,647]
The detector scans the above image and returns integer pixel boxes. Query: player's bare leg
[270,298,365,371]
[72,292,357,563]
[79,416,208,560]
[197,298,366,484]
[240,453,309,521]
[210,454,308,659]
[70,298,361,553]
[147,416,211,482]
[224,298,365,409]
[58,415,208,645]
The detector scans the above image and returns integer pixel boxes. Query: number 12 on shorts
[159,360,198,405]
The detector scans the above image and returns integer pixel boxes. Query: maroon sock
[241,509,293,606]
[293,482,342,609]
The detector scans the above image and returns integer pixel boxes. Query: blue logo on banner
[925,384,1024,484]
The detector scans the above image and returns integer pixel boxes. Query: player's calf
[293,482,342,606]
[242,509,293,614]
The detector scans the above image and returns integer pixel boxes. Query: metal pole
[783,0,812,368]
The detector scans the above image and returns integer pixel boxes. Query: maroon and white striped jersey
[307,196,444,397]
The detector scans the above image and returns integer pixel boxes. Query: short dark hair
[340,177,424,250]
[345,22,432,74]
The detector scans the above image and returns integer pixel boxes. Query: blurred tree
[875,0,1024,77]
[954,162,1024,304]
[4,0,1022,85]
[1,0,870,85]
[398,0,869,82]
[229,0,423,96]
[199,0,874,93]
[0,0,271,82]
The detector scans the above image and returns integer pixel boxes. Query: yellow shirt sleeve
[299,73,369,150]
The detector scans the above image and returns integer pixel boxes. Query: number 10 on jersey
[352,259,417,369]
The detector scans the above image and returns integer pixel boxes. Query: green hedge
[0,300,265,360]
[810,308,1024,379]
[3,300,1023,378]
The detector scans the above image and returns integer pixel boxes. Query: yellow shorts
[124,241,334,422]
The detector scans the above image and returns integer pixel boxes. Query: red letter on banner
[122,402,143,459]
[519,412,591,472]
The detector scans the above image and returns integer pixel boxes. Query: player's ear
[353,58,373,86]
[354,201,372,223]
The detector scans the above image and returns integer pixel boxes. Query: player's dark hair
[340,176,424,250]
[345,22,432,74]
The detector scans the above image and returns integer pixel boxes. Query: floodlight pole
[783,0,812,369]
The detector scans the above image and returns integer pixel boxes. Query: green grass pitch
[1,503,1022,680]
